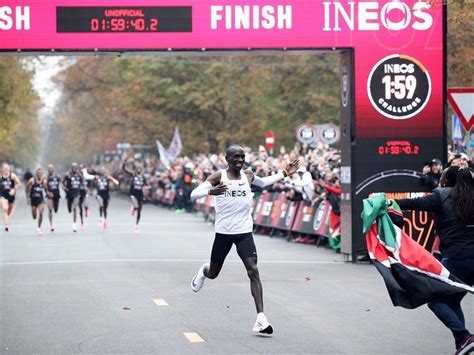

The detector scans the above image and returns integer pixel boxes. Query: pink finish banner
[0,0,444,137]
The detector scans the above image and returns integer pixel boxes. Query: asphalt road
[0,192,471,354]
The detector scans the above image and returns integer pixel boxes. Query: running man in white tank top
[190,144,299,334]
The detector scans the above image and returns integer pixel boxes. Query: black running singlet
[97,176,109,196]
[47,175,61,198]
[66,174,82,198]
[30,179,45,200]
[130,176,145,193]
[0,175,14,196]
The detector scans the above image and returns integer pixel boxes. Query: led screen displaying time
[56,6,192,33]
[377,140,420,156]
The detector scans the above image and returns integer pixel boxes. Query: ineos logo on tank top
[1,177,12,190]
[133,176,144,190]
[224,190,247,197]
[97,177,108,191]
[48,176,59,190]
[70,176,81,189]
[31,182,44,198]
[214,169,254,235]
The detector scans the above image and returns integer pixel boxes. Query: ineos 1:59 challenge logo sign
[367,54,431,120]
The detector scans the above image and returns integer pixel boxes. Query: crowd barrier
[192,191,340,248]
[125,184,438,254]
[252,192,334,238]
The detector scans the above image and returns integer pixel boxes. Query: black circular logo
[367,54,431,120]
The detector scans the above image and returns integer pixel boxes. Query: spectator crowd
[102,142,342,214]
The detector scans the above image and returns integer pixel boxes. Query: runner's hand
[209,183,228,196]
[286,159,300,176]
[27,198,31,205]
[9,189,15,196]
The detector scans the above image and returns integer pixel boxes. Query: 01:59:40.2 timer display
[90,18,159,32]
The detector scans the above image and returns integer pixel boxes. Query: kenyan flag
[327,206,341,250]
[362,193,474,309]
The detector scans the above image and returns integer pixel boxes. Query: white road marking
[153,299,169,306]
[183,332,205,343]
[0,258,344,266]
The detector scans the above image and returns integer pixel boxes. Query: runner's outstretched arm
[122,161,134,176]
[250,159,300,188]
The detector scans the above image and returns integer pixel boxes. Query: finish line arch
[0,0,447,260]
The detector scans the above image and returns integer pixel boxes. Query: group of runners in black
[0,161,147,235]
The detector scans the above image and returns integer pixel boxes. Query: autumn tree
[0,58,40,168]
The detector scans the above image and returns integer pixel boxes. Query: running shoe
[103,220,108,229]
[252,313,273,334]
[80,223,85,231]
[98,218,104,228]
[50,225,55,232]
[72,223,77,232]
[4,225,9,232]
[456,334,474,355]
[130,206,135,216]
[133,225,140,234]
[36,228,43,236]
[191,263,208,292]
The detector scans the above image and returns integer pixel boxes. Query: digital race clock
[378,140,420,156]
[56,6,192,33]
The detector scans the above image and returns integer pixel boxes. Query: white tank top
[214,169,254,234]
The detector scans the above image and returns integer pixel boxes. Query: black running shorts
[31,198,44,207]
[97,192,110,201]
[1,193,15,203]
[130,191,144,203]
[210,232,257,265]
[48,191,60,200]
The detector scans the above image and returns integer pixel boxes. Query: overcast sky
[32,56,66,110]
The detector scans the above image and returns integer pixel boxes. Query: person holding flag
[394,168,474,354]
[363,168,473,354]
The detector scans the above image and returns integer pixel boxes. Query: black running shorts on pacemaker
[31,197,44,207]
[1,192,15,203]
[210,232,257,265]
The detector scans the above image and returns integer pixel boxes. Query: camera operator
[420,158,443,191]
[449,153,471,169]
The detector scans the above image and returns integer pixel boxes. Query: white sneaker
[252,313,273,334]
[191,263,208,292]
[72,223,77,232]
[36,228,43,236]
[133,225,140,234]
